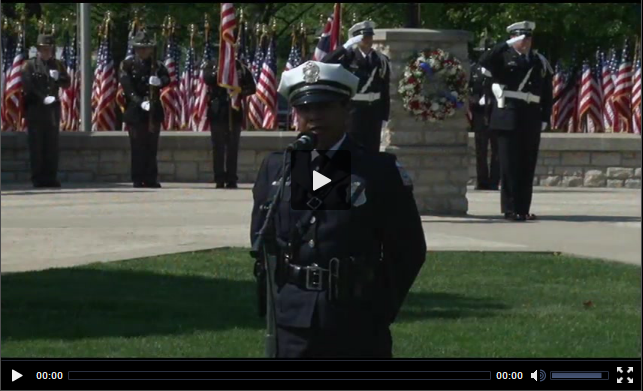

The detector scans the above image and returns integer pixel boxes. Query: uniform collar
[311,133,346,160]
[359,48,373,60]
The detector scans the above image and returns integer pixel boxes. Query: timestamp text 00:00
[496,372,523,380]
[36,372,64,380]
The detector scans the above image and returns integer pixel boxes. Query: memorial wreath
[398,48,468,122]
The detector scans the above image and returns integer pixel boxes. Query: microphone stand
[250,151,291,358]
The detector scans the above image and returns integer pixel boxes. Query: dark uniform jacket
[203,59,256,123]
[468,62,493,129]
[21,57,71,110]
[119,58,170,125]
[322,47,391,121]
[479,43,553,131]
[251,135,426,330]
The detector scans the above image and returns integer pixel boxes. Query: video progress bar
[68,371,491,381]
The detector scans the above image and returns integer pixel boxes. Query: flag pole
[79,3,92,132]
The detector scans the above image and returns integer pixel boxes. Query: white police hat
[506,21,536,35]
[278,61,359,107]
[349,21,376,37]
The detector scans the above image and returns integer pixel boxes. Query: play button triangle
[312,170,332,191]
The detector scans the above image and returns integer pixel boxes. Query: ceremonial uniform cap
[36,34,55,47]
[349,21,376,37]
[130,30,156,48]
[278,61,359,107]
[506,21,536,36]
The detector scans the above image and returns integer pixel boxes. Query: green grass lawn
[1,249,640,358]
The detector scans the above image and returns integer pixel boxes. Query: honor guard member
[479,21,553,221]
[119,31,170,188]
[204,56,256,188]
[322,21,390,153]
[469,38,499,191]
[250,61,426,357]
[21,34,71,188]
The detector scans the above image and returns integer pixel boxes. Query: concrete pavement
[1,183,640,273]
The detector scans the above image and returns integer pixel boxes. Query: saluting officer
[250,61,426,357]
[469,39,499,191]
[322,21,390,153]
[119,31,170,188]
[21,34,71,188]
[479,21,553,221]
[203,56,256,189]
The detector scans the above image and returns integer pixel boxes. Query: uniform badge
[347,176,367,207]
[396,161,413,187]
[303,62,321,84]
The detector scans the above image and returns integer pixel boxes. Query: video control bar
[3,359,640,390]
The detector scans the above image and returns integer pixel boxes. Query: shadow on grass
[399,292,510,321]
[1,267,510,342]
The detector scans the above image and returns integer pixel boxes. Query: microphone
[286,132,317,151]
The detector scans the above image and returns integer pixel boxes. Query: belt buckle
[306,264,323,291]
[525,92,533,102]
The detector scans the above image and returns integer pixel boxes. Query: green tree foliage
[2,2,639,67]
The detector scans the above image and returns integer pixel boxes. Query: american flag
[285,38,303,130]
[578,60,603,133]
[218,3,241,111]
[248,35,266,129]
[257,35,278,129]
[192,40,215,132]
[554,66,576,131]
[551,61,565,128]
[1,31,16,131]
[2,28,26,132]
[59,32,71,129]
[632,46,641,135]
[61,31,80,131]
[567,57,580,133]
[92,32,117,131]
[313,3,341,61]
[600,50,616,132]
[116,29,136,132]
[161,33,182,131]
[180,44,197,130]
[92,35,106,119]
[613,41,633,133]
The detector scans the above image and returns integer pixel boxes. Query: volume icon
[539,370,546,381]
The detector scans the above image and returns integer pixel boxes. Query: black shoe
[504,213,515,220]
[215,182,225,189]
[145,182,162,189]
[513,214,527,222]
[226,182,238,189]
[133,182,145,188]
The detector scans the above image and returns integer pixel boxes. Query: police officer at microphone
[322,21,390,153]
[21,34,71,188]
[479,21,553,221]
[250,61,426,357]
[469,38,499,191]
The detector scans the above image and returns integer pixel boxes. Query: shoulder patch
[395,160,413,187]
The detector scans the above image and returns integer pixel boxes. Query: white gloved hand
[541,122,548,131]
[49,69,59,80]
[506,34,526,46]
[148,76,161,87]
[43,96,56,105]
[343,35,364,49]
[141,101,151,111]
[381,120,388,130]
[478,96,486,106]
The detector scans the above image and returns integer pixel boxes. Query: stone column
[374,29,472,215]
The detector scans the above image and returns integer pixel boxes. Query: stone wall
[1,131,641,189]
[467,133,642,189]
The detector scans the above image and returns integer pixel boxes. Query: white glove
[381,120,388,130]
[478,96,486,106]
[149,76,161,87]
[49,70,59,80]
[43,96,56,105]
[541,122,547,131]
[506,34,526,46]
[141,101,151,111]
[343,35,363,49]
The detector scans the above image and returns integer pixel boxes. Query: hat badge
[303,62,321,84]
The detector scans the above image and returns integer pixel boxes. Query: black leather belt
[286,263,331,291]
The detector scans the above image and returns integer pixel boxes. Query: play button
[12,370,23,382]
[312,170,332,191]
